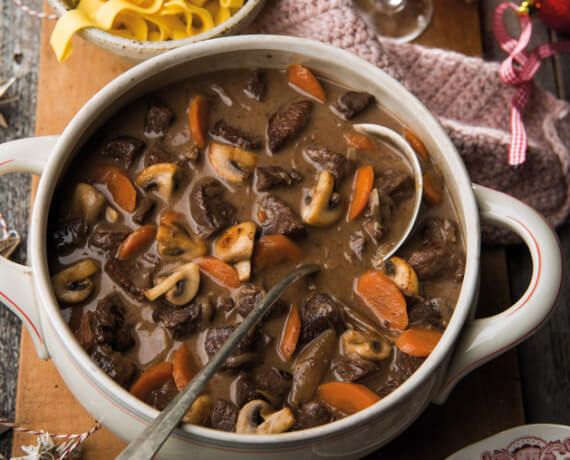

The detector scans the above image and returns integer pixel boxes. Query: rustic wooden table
[0,0,568,458]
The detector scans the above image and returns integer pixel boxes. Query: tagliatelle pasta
[49,0,244,62]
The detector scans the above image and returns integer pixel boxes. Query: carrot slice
[287,64,327,103]
[172,344,197,391]
[196,256,241,289]
[278,304,301,361]
[189,94,208,149]
[93,165,137,212]
[344,132,376,152]
[348,165,374,221]
[403,128,429,162]
[118,225,156,260]
[395,328,442,357]
[423,169,443,205]
[130,361,173,400]
[317,382,380,415]
[252,235,304,270]
[356,270,408,331]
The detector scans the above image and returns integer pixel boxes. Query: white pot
[0,36,563,459]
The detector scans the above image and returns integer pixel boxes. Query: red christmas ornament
[520,0,570,34]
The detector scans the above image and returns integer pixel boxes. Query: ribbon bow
[493,2,570,166]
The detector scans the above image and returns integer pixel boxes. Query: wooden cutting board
[12,1,524,458]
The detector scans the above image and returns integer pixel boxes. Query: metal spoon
[353,123,423,261]
[116,264,320,460]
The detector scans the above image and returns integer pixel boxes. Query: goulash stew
[48,65,465,433]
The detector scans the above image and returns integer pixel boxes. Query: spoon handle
[117,264,320,460]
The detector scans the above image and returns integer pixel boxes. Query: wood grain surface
[3,0,567,458]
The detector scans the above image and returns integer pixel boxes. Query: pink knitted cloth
[248,0,570,243]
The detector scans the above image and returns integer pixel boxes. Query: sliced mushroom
[214,222,256,281]
[144,262,200,306]
[301,171,343,226]
[182,395,213,425]
[341,329,391,361]
[72,183,106,224]
[156,210,207,259]
[135,163,179,200]
[257,407,296,434]
[52,259,99,304]
[208,143,257,183]
[236,400,295,434]
[383,256,419,297]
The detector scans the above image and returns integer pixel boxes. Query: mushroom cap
[72,183,106,224]
[208,143,257,183]
[341,329,391,361]
[383,256,419,297]
[214,222,256,263]
[157,210,207,259]
[301,170,344,226]
[52,259,99,304]
[136,163,179,200]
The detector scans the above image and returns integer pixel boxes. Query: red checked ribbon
[493,2,570,166]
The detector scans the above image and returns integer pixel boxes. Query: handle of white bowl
[0,136,59,360]
[433,184,563,404]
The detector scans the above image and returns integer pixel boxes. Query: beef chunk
[89,224,130,252]
[146,380,178,410]
[132,197,156,225]
[75,311,95,350]
[210,399,238,432]
[190,178,236,239]
[334,91,374,120]
[93,294,134,352]
[304,148,355,182]
[295,401,332,430]
[205,326,256,369]
[392,349,423,379]
[253,367,292,402]
[407,243,464,282]
[144,145,173,167]
[267,101,312,153]
[408,298,447,329]
[144,98,174,137]
[376,169,414,202]
[255,166,303,191]
[244,69,266,102]
[104,257,156,301]
[349,231,366,260]
[90,344,137,388]
[209,120,261,150]
[300,293,344,343]
[98,136,145,168]
[257,194,305,239]
[331,356,377,382]
[234,284,286,320]
[216,295,235,314]
[50,218,89,253]
[422,218,458,245]
[155,302,202,339]
[233,372,258,407]
[234,283,263,319]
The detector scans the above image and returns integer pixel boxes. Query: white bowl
[0,36,563,458]
[46,0,266,61]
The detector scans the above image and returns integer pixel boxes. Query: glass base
[352,0,434,43]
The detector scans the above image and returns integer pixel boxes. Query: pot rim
[30,35,480,446]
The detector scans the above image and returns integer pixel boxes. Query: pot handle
[0,136,59,360]
[433,184,563,404]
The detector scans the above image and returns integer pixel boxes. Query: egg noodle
[50,0,244,62]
